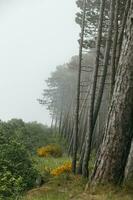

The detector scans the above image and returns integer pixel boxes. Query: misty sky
[0,0,80,125]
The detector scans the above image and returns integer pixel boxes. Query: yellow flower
[37,144,62,158]
[50,162,72,176]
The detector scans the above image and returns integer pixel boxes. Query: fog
[0,0,80,125]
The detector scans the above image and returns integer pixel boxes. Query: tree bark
[72,0,87,173]
[124,139,133,181]
[115,0,131,70]
[91,3,133,184]
[93,0,115,126]
[110,0,119,96]
[82,0,115,178]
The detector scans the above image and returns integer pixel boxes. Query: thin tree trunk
[58,110,63,135]
[54,116,58,134]
[50,113,54,130]
[79,85,91,118]
[72,0,87,173]
[82,0,107,177]
[79,106,89,154]
[67,115,74,143]
[110,0,119,96]
[77,142,85,174]
[93,0,115,127]
[68,129,74,156]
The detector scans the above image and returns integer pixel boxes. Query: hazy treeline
[39,0,133,185]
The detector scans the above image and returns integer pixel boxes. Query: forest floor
[22,156,133,200]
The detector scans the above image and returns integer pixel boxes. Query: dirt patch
[26,186,51,198]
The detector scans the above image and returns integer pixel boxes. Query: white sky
[0,0,80,125]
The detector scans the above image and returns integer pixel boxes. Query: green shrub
[0,169,24,199]
[0,138,38,199]
[7,119,53,154]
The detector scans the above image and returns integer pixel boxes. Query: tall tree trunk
[110,0,119,96]
[91,3,133,184]
[115,0,131,69]
[58,110,63,135]
[50,113,54,130]
[81,0,106,177]
[54,116,58,134]
[72,0,86,173]
[93,0,115,126]
[77,142,85,174]
[79,107,89,154]
[82,0,115,178]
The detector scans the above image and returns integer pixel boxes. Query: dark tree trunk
[82,0,115,178]
[91,3,133,184]
[77,143,85,174]
[115,0,131,69]
[81,0,106,177]
[72,0,86,173]
[110,0,119,96]
[93,0,115,126]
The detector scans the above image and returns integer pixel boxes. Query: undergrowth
[21,156,133,200]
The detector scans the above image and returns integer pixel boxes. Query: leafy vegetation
[0,119,56,199]
[6,119,53,154]
[0,133,37,199]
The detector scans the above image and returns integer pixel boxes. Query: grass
[21,182,133,200]
[85,184,133,200]
[21,155,86,200]
[27,194,67,200]
[33,155,71,173]
[21,155,133,200]
[21,173,86,200]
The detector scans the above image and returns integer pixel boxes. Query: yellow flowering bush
[51,162,72,176]
[37,144,62,158]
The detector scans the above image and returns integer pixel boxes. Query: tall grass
[33,155,71,173]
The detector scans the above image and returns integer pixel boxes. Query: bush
[7,119,53,154]
[50,162,72,176]
[0,169,24,199]
[0,138,38,199]
[37,144,62,158]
